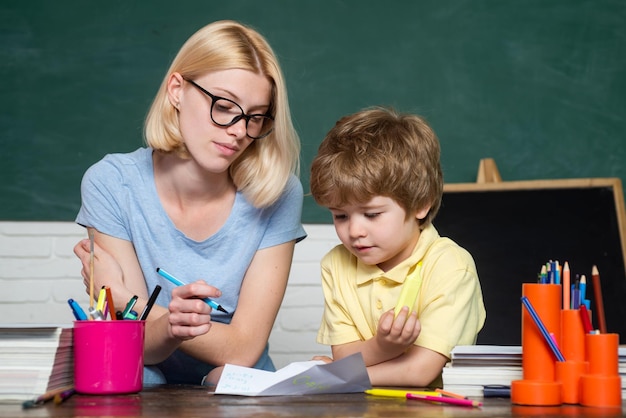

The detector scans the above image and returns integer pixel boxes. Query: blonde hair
[144,20,300,208]
[310,107,443,226]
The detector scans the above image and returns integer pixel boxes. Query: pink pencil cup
[73,320,145,394]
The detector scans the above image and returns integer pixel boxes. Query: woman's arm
[74,230,217,363]
[75,231,295,368]
[178,240,295,367]
[74,229,147,310]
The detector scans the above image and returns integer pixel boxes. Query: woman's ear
[167,72,184,109]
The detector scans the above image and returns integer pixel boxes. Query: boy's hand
[375,307,421,357]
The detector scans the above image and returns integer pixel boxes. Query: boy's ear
[415,204,432,221]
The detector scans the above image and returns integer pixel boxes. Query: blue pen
[68,299,88,320]
[156,267,228,313]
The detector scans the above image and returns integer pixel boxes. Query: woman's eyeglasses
[183,78,274,140]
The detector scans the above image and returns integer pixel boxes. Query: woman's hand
[167,280,222,340]
[203,366,224,388]
[73,237,125,294]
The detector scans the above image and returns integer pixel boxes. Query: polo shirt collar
[355,224,439,285]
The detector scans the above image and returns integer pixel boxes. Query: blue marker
[156,267,228,313]
[68,299,88,320]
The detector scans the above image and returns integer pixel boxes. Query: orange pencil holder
[511,283,562,406]
[556,309,588,404]
[579,333,621,408]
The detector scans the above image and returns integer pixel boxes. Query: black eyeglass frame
[182,77,274,140]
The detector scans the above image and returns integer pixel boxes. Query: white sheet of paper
[215,352,371,396]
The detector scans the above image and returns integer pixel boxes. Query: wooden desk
[2,385,625,417]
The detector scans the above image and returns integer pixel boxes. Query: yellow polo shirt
[317,223,486,359]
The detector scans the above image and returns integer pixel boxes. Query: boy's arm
[331,307,420,366]
[331,338,447,387]
[366,345,448,387]
[329,306,447,387]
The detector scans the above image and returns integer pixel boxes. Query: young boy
[309,107,486,388]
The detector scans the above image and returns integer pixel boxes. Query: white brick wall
[0,221,338,368]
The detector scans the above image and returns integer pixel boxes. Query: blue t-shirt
[76,147,307,383]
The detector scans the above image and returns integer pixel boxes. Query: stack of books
[443,345,522,397]
[0,325,74,402]
[618,345,626,399]
[445,345,626,399]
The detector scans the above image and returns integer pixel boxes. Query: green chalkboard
[1,0,625,222]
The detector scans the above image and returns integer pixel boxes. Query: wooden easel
[476,158,502,183]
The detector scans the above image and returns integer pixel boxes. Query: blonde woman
[74,20,306,386]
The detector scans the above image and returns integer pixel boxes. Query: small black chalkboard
[435,178,626,345]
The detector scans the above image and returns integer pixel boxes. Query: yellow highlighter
[365,388,440,398]
[394,261,423,317]
[95,286,107,314]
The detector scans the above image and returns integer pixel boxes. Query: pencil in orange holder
[511,283,562,406]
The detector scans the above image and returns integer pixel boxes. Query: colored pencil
[53,388,76,405]
[435,388,468,399]
[563,262,570,310]
[365,388,440,398]
[521,296,565,362]
[88,229,95,309]
[22,386,74,409]
[591,265,607,333]
[579,304,594,334]
[579,274,587,305]
[554,260,560,285]
[539,264,547,284]
[406,393,482,407]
